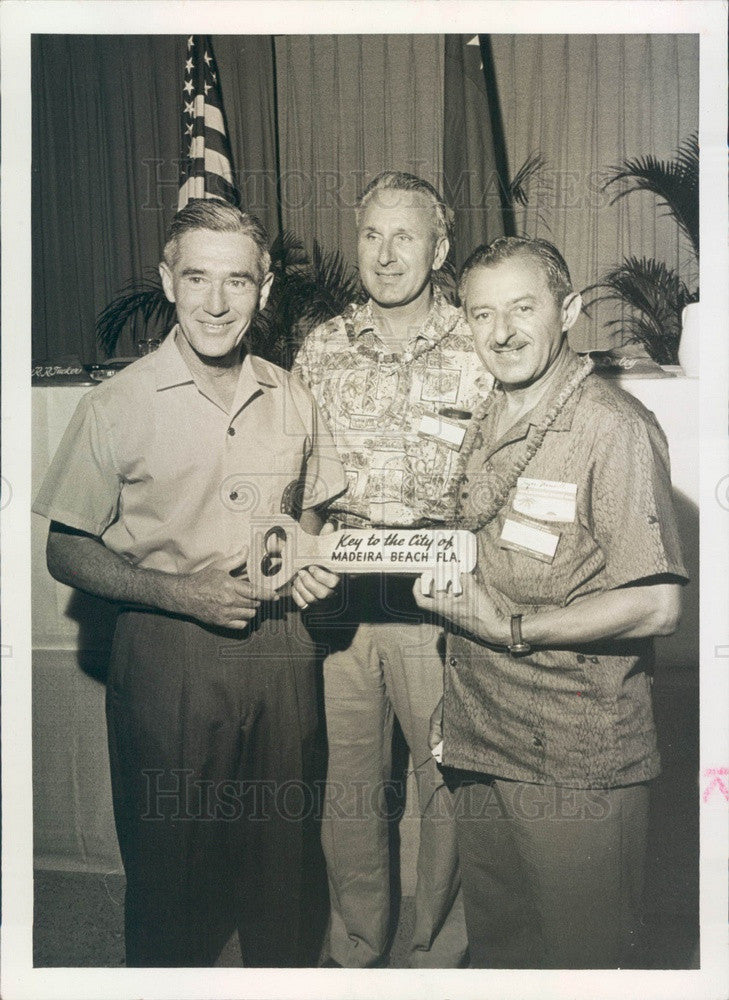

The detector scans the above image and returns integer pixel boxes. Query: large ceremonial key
[247,515,477,597]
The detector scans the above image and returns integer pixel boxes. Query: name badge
[512,477,577,523]
[499,514,560,563]
[417,411,467,451]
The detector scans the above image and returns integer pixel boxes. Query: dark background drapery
[32,36,181,362]
[32,35,280,362]
[32,33,698,363]
[274,35,445,267]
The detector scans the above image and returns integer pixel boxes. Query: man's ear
[561,290,582,332]
[159,262,175,304]
[432,236,450,273]
[258,271,274,311]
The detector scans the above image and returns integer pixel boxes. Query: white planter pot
[678,302,699,376]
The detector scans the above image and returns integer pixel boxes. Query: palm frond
[249,231,313,360]
[250,265,314,364]
[313,241,362,304]
[251,235,363,367]
[96,271,175,356]
[509,151,546,208]
[604,132,699,258]
[506,151,552,234]
[299,241,362,328]
[582,256,691,365]
[269,230,310,276]
[432,257,457,302]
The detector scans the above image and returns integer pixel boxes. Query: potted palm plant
[583,132,698,372]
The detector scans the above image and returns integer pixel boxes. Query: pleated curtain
[274,35,444,268]
[31,35,279,362]
[489,35,699,349]
[32,33,698,361]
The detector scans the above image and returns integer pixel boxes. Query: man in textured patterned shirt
[293,171,491,968]
[417,236,687,968]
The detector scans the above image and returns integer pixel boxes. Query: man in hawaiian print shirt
[293,171,491,968]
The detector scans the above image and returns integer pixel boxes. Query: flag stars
[179,37,237,212]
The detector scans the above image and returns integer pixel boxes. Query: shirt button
[448,656,457,667]
[576,654,586,663]
[230,491,238,501]
[228,426,236,436]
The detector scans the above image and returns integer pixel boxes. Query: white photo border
[2,2,727,998]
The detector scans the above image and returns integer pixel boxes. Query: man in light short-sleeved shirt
[34,201,346,968]
[35,327,342,574]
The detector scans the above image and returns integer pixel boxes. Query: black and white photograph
[1,2,727,999]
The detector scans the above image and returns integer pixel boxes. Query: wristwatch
[508,614,532,656]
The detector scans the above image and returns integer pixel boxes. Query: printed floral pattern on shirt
[293,289,493,527]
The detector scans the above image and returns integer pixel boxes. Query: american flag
[178,35,239,210]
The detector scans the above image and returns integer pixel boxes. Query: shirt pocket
[494,507,600,608]
[235,430,311,517]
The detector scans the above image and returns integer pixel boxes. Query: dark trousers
[106,607,327,968]
[448,772,650,968]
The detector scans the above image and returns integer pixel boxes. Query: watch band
[508,613,532,656]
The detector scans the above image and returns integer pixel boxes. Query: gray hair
[458,236,573,307]
[162,199,271,282]
[355,171,453,241]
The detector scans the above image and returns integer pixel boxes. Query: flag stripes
[178,36,239,210]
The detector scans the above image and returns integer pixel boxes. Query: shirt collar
[245,353,279,389]
[491,347,587,444]
[532,347,586,433]
[351,286,458,345]
[154,327,195,390]
[154,326,279,395]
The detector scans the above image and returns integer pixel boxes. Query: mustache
[491,342,528,352]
